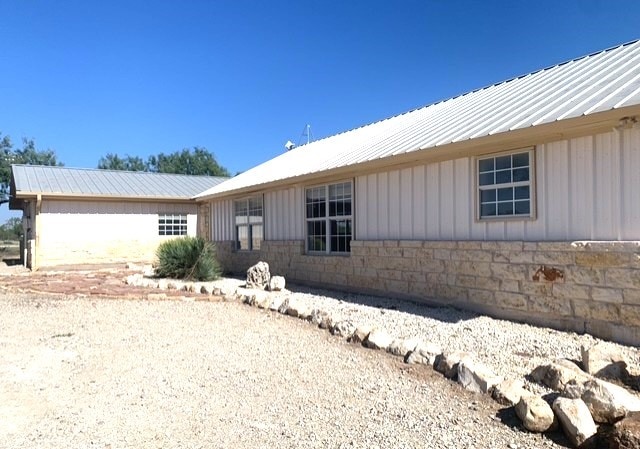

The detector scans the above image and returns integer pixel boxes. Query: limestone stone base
[214,239,640,345]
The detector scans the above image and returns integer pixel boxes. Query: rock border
[124,269,640,448]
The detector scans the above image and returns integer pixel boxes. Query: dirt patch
[0,266,216,301]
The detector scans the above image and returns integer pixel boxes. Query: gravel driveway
[0,292,575,449]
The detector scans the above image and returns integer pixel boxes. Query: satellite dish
[284,140,296,151]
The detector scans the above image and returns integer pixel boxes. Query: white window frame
[234,195,263,251]
[476,147,536,221]
[158,213,188,236]
[305,180,353,254]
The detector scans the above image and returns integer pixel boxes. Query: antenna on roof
[298,124,313,146]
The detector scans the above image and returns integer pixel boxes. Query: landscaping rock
[246,261,270,290]
[125,274,142,285]
[493,379,528,407]
[609,411,640,449]
[580,379,640,424]
[387,337,421,358]
[581,342,629,380]
[348,325,373,344]
[182,282,196,292]
[515,395,556,433]
[268,294,287,312]
[561,379,585,399]
[434,351,474,379]
[363,329,393,351]
[277,297,290,314]
[223,291,238,301]
[458,360,503,394]
[142,265,155,277]
[331,320,356,338]
[253,291,271,309]
[530,359,591,391]
[552,397,597,448]
[200,283,215,295]
[167,280,183,290]
[405,342,441,366]
[285,297,311,318]
[309,309,330,327]
[269,275,286,292]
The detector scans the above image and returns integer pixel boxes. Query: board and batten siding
[37,200,197,266]
[209,127,640,243]
[210,187,305,242]
[356,128,640,241]
[264,187,304,240]
[210,198,234,241]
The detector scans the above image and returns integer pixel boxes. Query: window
[159,213,188,236]
[234,196,263,250]
[477,149,534,219]
[306,181,352,253]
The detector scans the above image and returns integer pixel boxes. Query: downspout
[34,194,41,271]
[21,203,27,268]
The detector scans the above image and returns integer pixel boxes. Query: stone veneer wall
[214,239,640,345]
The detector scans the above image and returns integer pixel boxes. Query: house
[195,40,640,345]
[9,165,227,269]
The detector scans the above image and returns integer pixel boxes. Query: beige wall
[35,200,198,267]
[355,127,640,241]
[209,127,640,243]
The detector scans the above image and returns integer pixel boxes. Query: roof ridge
[11,164,229,180]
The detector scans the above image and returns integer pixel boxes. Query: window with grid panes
[305,181,352,253]
[477,149,534,219]
[158,213,188,236]
[234,196,263,250]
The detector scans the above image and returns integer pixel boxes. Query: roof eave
[197,107,640,201]
[12,192,200,203]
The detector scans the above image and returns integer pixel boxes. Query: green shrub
[155,236,221,281]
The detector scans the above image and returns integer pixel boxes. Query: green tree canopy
[0,133,63,202]
[97,147,230,177]
[97,153,146,171]
[0,217,22,240]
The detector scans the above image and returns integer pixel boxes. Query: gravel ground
[3,275,640,449]
[0,291,576,449]
[215,278,640,392]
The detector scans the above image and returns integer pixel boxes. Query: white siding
[210,199,234,241]
[356,128,640,241]
[264,186,304,240]
[38,200,198,266]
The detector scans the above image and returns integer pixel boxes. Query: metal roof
[11,165,228,200]
[197,40,640,199]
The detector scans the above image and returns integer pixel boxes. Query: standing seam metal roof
[196,39,640,199]
[11,165,228,199]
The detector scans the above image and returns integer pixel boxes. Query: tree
[97,153,146,171]
[0,133,63,202]
[0,217,22,240]
[97,147,230,177]
[147,147,230,176]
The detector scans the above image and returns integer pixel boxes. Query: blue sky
[1,0,639,220]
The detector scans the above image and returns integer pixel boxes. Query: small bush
[155,237,221,281]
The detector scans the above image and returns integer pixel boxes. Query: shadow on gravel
[284,281,478,324]
[495,407,572,448]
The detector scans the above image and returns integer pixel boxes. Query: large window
[159,213,188,236]
[306,181,352,253]
[477,148,534,219]
[234,196,263,250]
